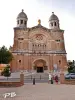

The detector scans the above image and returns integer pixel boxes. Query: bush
[2,65,11,80]
[68,60,75,73]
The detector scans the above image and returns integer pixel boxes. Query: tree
[0,46,13,64]
[2,65,11,80]
[68,60,75,73]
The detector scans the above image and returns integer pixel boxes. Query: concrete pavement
[0,83,75,100]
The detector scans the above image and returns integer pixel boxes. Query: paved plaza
[0,83,75,100]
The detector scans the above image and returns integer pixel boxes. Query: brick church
[10,9,67,72]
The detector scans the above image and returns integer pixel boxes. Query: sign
[53,64,58,72]
[3,92,16,98]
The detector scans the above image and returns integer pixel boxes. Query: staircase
[24,71,49,83]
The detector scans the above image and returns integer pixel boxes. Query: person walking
[51,77,53,84]
[55,75,59,84]
[48,73,51,83]
[33,78,35,85]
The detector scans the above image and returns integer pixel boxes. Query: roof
[49,12,59,21]
[17,9,28,19]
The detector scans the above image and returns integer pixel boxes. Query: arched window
[56,39,60,42]
[59,60,61,64]
[44,44,46,47]
[54,22,56,26]
[33,44,34,47]
[21,20,23,24]
[19,60,21,63]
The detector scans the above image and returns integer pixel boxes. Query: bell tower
[49,12,60,30]
[17,9,28,28]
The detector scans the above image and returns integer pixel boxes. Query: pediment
[29,25,50,32]
[29,25,54,41]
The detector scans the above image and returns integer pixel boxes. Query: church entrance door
[37,67,43,73]
[33,59,48,73]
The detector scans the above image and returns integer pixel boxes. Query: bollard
[33,78,35,85]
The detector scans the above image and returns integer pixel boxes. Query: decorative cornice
[13,25,64,32]
[12,50,67,54]
[13,27,29,31]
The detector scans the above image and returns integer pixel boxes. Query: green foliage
[68,60,75,73]
[0,46,13,64]
[2,65,11,80]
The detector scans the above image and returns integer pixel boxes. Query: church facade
[10,10,67,72]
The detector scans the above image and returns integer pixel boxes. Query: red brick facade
[10,25,67,72]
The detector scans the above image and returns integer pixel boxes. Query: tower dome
[17,9,28,28]
[17,9,28,19]
[49,12,60,30]
[49,12,59,21]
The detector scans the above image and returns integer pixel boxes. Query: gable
[29,25,53,41]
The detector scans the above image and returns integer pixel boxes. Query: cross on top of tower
[52,12,54,14]
[22,9,24,12]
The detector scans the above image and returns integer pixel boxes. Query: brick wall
[60,73,75,85]
[0,73,24,87]
[64,79,75,85]
[0,81,23,87]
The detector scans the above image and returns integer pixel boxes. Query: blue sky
[0,0,75,60]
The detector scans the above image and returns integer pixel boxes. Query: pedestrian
[55,75,59,84]
[33,78,35,85]
[48,73,51,83]
[51,77,53,84]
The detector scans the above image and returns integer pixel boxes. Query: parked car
[65,73,75,79]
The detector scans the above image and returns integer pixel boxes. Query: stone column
[60,72,65,84]
[20,71,24,85]
[49,54,53,71]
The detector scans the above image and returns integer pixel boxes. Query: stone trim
[14,25,64,32]
[11,50,66,55]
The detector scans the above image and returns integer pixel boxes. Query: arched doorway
[33,59,48,73]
